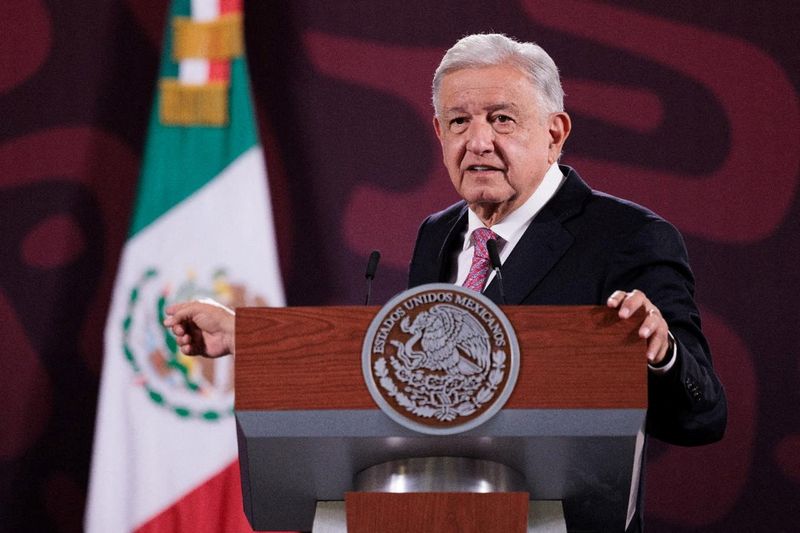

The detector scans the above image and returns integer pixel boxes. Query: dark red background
[1,1,798,531]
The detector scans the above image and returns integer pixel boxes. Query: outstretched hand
[163,298,235,358]
[606,289,671,365]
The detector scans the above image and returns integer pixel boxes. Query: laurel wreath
[374,350,507,422]
[122,268,232,421]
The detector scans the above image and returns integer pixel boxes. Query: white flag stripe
[86,146,283,531]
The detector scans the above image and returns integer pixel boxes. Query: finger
[606,290,627,308]
[640,313,669,360]
[165,301,198,321]
[645,328,670,363]
[165,302,186,317]
[618,290,647,319]
[177,334,202,355]
[165,308,200,330]
[638,308,662,338]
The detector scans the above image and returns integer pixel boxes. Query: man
[165,33,726,531]
[410,32,725,440]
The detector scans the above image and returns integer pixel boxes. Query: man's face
[433,64,569,221]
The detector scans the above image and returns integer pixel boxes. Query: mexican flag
[85,0,284,531]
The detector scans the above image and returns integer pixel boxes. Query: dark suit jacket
[408,165,727,530]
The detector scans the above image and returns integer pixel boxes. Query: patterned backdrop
[1,1,798,531]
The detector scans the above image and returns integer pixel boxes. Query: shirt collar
[463,162,565,250]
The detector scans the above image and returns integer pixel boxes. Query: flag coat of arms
[86,0,284,530]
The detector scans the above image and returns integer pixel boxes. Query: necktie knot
[471,227,496,259]
[463,228,498,293]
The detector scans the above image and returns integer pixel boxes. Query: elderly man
[165,33,726,531]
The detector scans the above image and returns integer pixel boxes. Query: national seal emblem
[362,283,520,434]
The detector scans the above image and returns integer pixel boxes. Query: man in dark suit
[165,32,726,532]
[408,33,726,531]
[411,32,725,444]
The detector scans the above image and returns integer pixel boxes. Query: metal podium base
[312,457,567,532]
[355,457,526,493]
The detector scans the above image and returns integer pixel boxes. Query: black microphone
[486,239,507,304]
[364,250,381,305]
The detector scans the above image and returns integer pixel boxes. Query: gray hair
[432,33,564,117]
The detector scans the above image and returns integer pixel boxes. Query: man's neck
[468,163,565,226]
[469,197,524,227]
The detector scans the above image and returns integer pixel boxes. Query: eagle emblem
[363,284,520,435]
[393,304,490,376]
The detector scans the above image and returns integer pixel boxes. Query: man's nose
[465,121,494,154]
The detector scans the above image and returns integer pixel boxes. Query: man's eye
[449,117,468,131]
[492,115,515,131]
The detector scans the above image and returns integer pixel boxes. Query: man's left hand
[607,289,670,365]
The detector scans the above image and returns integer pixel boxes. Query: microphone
[486,239,507,305]
[364,250,381,305]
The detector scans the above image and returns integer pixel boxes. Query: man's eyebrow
[484,102,519,113]
[442,106,468,115]
[443,103,520,115]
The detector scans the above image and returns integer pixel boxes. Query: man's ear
[433,115,443,141]
[548,112,571,162]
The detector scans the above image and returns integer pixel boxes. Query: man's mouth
[465,165,503,172]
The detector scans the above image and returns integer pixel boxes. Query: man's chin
[464,190,514,206]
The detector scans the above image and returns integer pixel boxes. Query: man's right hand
[163,299,235,358]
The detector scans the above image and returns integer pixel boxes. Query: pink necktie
[463,227,498,293]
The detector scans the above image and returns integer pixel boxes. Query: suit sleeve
[605,219,727,446]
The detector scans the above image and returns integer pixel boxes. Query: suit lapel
[483,167,591,304]
[483,213,573,304]
[435,204,468,283]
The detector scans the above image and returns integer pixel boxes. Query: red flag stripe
[134,460,285,533]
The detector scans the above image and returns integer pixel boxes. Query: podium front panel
[235,305,647,531]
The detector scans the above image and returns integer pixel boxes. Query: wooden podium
[235,305,646,532]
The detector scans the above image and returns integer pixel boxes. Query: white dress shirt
[451,162,565,286]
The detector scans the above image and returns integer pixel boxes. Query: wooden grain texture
[344,492,529,533]
[234,306,646,410]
